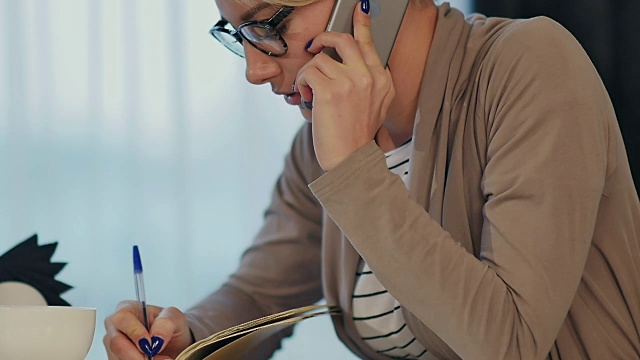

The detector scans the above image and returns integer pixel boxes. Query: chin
[300,108,312,122]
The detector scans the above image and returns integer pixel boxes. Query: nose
[243,43,281,85]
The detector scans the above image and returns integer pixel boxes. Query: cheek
[283,37,315,64]
[280,53,314,83]
[282,17,325,60]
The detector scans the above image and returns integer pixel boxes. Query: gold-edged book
[175,304,341,360]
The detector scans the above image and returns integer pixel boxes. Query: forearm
[310,141,601,359]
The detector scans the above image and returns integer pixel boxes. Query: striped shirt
[352,139,428,359]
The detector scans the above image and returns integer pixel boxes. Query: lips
[283,92,302,106]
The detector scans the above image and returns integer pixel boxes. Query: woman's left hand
[295,1,396,172]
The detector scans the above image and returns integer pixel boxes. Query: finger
[296,66,332,104]
[379,67,396,118]
[104,334,120,360]
[306,32,365,67]
[295,52,344,102]
[108,302,153,355]
[104,332,146,360]
[149,307,189,354]
[295,61,316,102]
[294,52,344,96]
[307,52,345,80]
[352,0,382,67]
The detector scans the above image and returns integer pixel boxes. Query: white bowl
[0,306,96,360]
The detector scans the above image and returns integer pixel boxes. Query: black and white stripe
[353,139,428,359]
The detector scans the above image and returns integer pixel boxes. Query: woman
[104,0,640,358]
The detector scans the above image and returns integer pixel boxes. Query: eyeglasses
[210,6,295,58]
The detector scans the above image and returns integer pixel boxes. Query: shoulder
[464,14,591,75]
[460,14,603,105]
[469,15,611,128]
[462,15,615,156]
[487,16,586,64]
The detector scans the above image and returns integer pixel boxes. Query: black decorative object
[0,234,73,306]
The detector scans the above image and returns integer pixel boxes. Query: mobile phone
[323,0,410,66]
[301,0,408,110]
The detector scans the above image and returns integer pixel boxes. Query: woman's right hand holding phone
[104,300,193,360]
[295,0,396,172]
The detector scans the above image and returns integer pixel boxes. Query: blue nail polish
[305,39,313,50]
[150,336,165,357]
[361,0,370,14]
[138,338,153,357]
[292,82,296,92]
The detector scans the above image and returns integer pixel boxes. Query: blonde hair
[264,0,315,5]
[238,0,433,8]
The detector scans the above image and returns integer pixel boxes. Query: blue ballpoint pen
[133,245,153,360]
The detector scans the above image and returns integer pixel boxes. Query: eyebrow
[239,3,274,22]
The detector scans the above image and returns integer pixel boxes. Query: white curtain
[0,1,469,358]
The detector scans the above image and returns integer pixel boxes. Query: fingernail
[301,100,313,111]
[138,338,153,357]
[305,39,313,50]
[292,81,296,92]
[150,336,165,357]
[361,0,370,14]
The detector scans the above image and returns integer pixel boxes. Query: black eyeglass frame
[210,6,295,58]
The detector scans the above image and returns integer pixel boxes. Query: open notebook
[175,304,341,360]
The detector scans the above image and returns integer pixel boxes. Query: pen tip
[133,245,143,273]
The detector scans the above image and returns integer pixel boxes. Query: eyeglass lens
[212,31,244,57]
[239,25,286,55]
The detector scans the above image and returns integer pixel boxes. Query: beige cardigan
[186,4,640,359]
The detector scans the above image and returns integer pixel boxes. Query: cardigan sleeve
[310,17,610,359]
[185,124,325,358]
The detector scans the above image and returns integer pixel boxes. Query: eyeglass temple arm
[265,6,294,26]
